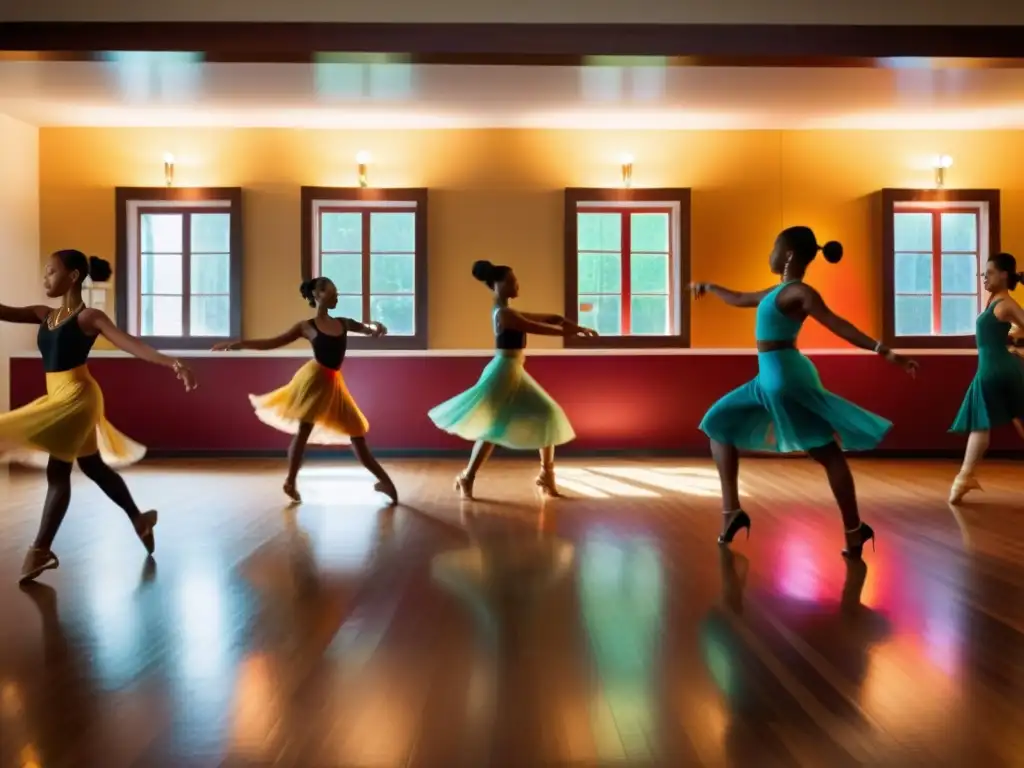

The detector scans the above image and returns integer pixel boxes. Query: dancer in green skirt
[693,226,918,558]
[429,260,597,500]
[948,252,1024,504]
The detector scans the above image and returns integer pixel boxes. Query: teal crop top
[755,282,803,343]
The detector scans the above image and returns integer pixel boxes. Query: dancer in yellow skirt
[213,277,398,505]
[428,260,597,499]
[1,250,197,584]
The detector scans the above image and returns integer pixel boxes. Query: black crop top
[37,308,97,373]
[494,308,526,350]
[309,319,347,370]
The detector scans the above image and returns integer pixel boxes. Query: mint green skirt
[700,350,892,453]
[428,353,575,450]
[949,352,1024,433]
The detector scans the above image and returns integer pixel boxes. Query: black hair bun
[821,241,844,264]
[299,279,317,307]
[87,256,112,283]
[471,260,494,283]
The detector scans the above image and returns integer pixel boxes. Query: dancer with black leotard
[213,277,398,505]
[0,250,197,583]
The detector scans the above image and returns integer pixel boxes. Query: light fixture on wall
[933,154,953,188]
[620,154,634,188]
[163,153,175,187]
[356,151,371,188]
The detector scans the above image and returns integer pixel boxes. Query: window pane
[578,252,621,293]
[894,295,931,336]
[894,252,931,293]
[190,295,231,336]
[141,213,183,253]
[321,212,362,252]
[941,213,977,252]
[332,295,363,322]
[893,212,932,252]
[579,294,621,335]
[190,213,231,253]
[370,295,414,335]
[141,295,182,336]
[630,295,670,335]
[940,296,978,335]
[369,253,414,293]
[141,253,183,294]
[577,213,621,251]
[191,253,230,295]
[630,253,669,294]
[940,253,977,295]
[370,212,415,252]
[321,252,362,295]
[630,213,669,252]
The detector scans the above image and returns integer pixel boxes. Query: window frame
[881,188,1000,350]
[301,187,429,351]
[563,188,691,349]
[115,187,244,350]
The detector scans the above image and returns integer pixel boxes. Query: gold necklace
[47,304,83,330]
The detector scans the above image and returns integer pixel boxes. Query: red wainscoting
[8,353,1017,455]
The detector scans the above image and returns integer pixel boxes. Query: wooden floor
[1,456,1022,768]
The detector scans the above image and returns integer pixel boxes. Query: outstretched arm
[343,318,387,338]
[691,283,775,308]
[212,323,305,351]
[0,303,49,325]
[498,307,591,337]
[520,311,564,324]
[79,309,197,390]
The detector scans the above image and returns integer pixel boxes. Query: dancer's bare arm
[212,323,305,351]
[343,318,387,338]
[519,312,594,336]
[994,297,1024,329]
[497,308,597,338]
[691,283,775,308]
[0,303,49,324]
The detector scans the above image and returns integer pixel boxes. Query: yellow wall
[38,127,1024,350]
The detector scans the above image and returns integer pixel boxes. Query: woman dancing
[213,277,398,505]
[0,250,197,583]
[948,252,1024,504]
[692,227,918,557]
[428,260,596,499]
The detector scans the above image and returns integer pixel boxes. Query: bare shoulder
[778,281,821,308]
[78,307,112,331]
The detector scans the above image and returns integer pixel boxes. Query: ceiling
[3,60,1024,130]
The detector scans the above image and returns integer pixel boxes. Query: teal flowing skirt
[949,352,1024,433]
[428,353,575,450]
[699,350,892,453]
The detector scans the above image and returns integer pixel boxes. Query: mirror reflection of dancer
[948,253,1024,504]
[213,278,398,505]
[0,250,197,583]
[428,260,597,499]
[693,227,918,557]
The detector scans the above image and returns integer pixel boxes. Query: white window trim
[892,200,990,339]
[124,198,232,335]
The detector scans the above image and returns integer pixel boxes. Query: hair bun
[821,240,844,264]
[471,260,494,283]
[87,256,112,283]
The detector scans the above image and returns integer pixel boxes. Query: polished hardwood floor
[0,456,1022,767]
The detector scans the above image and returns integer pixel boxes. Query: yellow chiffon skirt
[249,360,369,445]
[0,365,146,468]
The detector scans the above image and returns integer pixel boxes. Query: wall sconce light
[356,151,371,188]
[620,154,634,188]
[933,154,953,188]
[163,153,175,187]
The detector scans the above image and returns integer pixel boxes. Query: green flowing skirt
[428,353,575,450]
[949,352,1024,433]
[699,350,892,453]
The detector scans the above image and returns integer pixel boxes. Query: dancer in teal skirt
[429,260,597,499]
[693,227,918,557]
[948,252,1024,504]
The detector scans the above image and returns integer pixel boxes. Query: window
[564,189,690,348]
[302,187,429,350]
[115,188,243,349]
[882,189,1000,349]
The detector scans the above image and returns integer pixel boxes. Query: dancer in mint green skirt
[948,252,1024,504]
[429,260,597,500]
[693,227,918,557]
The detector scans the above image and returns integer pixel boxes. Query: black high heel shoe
[841,522,875,559]
[718,510,751,545]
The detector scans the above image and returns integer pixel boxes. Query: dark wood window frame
[563,188,691,349]
[301,187,429,351]
[114,187,243,351]
[881,188,1000,350]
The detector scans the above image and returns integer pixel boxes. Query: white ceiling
[3,60,1024,130]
